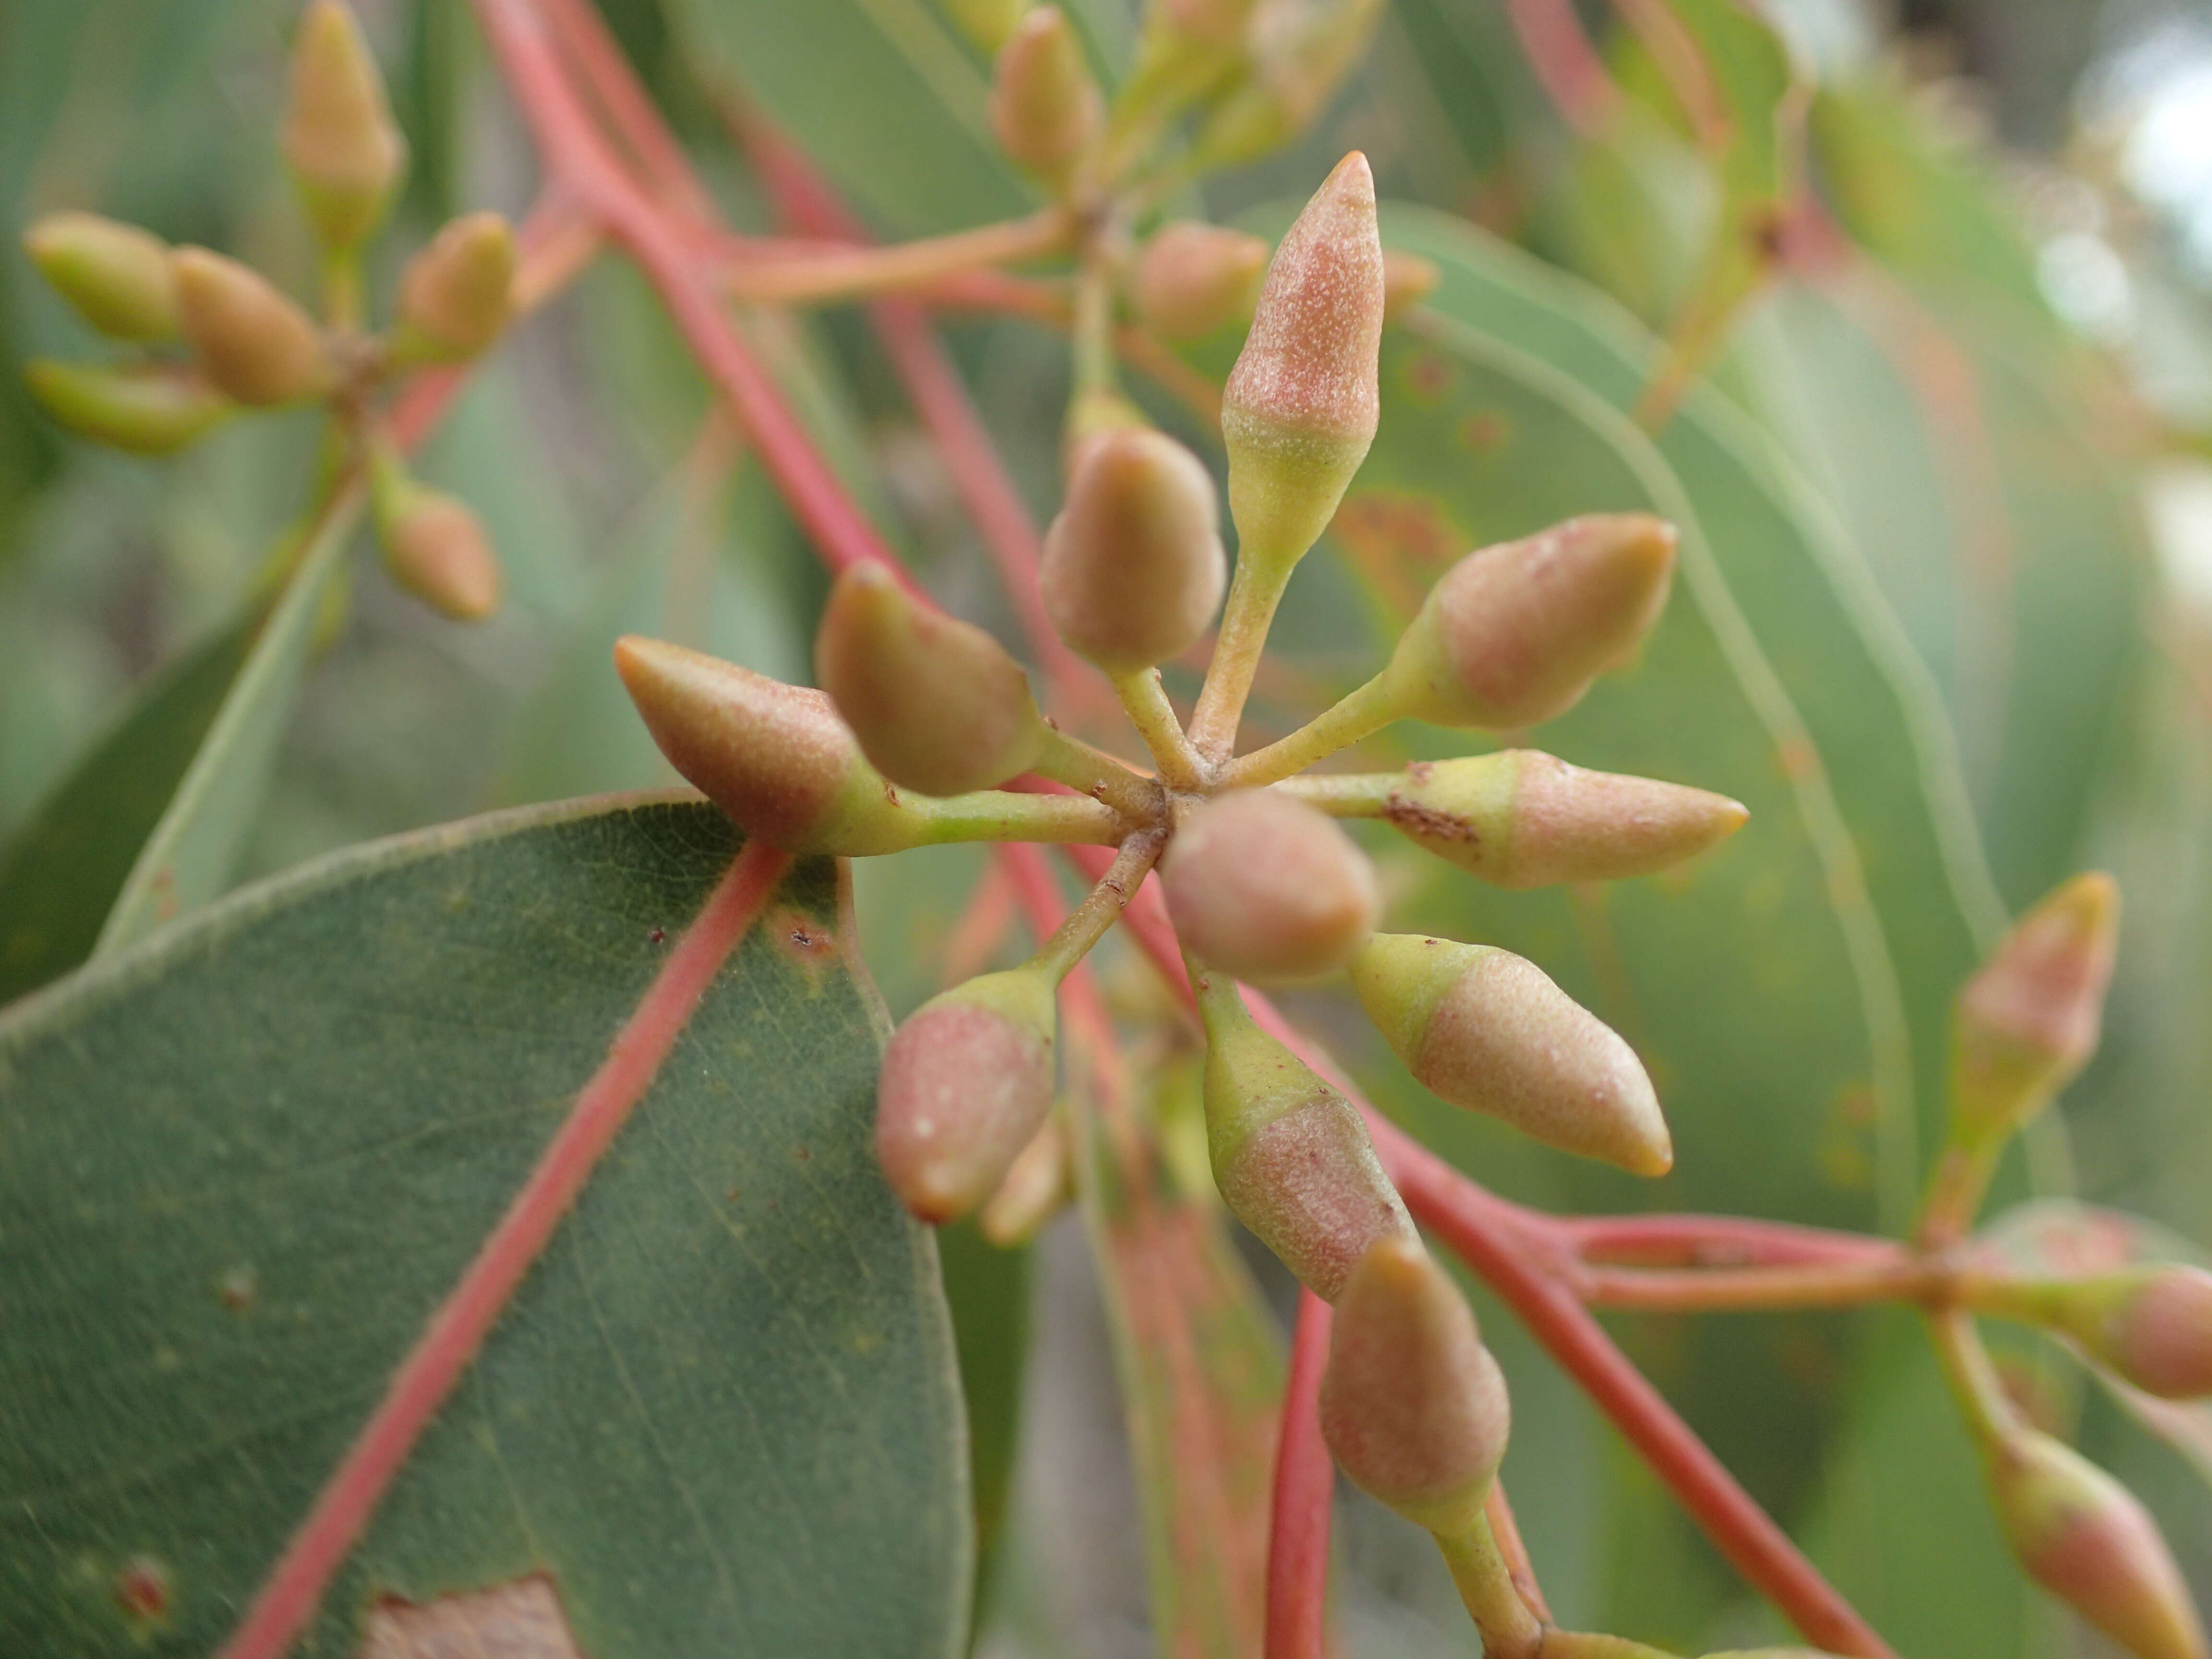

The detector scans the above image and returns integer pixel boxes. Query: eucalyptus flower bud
[23,213,179,342]
[171,249,332,407]
[1190,0,1386,168]
[374,478,501,622]
[1952,872,2119,1144]
[878,966,1058,1223]
[1350,933,1670,1176]
[1164,791,1379,982]
[1987,1430,2206,1659]
[979,1114,1071,1246]
[395,212,516,362]
[1381,248,1440,325]
[1161,0,1259,48]
[24,361,231,454]
[816,563,1046,796]
[615,637,938,855]
[1130,222,1270,341]
[1980,1267,2212,1402]
[1320,1234,1508,1534]
[1221,151,1383,577]
[282,0,406,251]
[1379,514,1676,730]
[1042,427,1227,673]
[1198,976,1413,1298]
[945,0,1030,55]
[988,7,1102,188]
[1357,751,1747,888]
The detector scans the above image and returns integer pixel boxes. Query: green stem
[1033,829,1167,980]
[1221,672,1405,788]
[1107,669,1205,791]
[322,248,364,333]
[1187,555,1292,767]
[1925,1308,2019,1452]
[1071,246,1119,406]
[1033,724,1163,820]
[1433,1511,1547,1659]
[1915,1133,2006,1251]
[919,789,1128,847]
[1268,770,1396,816]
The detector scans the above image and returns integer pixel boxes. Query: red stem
[1552,1213,1910,1271]
[536,0,718,220]
[1502,0,1622,141]
[1486,1482,1551,1625]
[218,840,793,1659]
[1266,1289,1336,1659]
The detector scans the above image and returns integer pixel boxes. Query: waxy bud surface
[1953,872,2119,1142]
[1320,1234,1508,1534]
[397,212,516,361]
[1199,980,1412,1298]
[1131,222,1270,341]
[1351,933,1671,1176]
[1376,751,1746,889]
[171,249,331,407]
[816,563,1044,797]
[379,487,501,622]
[1989,1430,2207,1659]
[2005,1267,2212,1401]
[1221,152,1383,574]
[877,967,1058,1224]
[1042,427,1226,672]
[1383,514,1676,730]
[24,213,179,342]
[25,361,231,454]
[615,636,933,855]
[283,0,406,250]
[1164,791,1378,982]
[988,7,1101,187]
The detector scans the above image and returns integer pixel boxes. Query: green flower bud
[1197,975,1413,1298]
[1952,872,2119,1145]
[1350,933,1670,1176]
[877,966,1058,1223]
[1160,0,1259,49]
[1381,247,1440,325]
[171,248,333,407]
[1380,514,1677,730]
[615,636,939,854]
[1987,1430,2206,1659]
[23,212,179,342]
[24,361,232,454]
[1130,221,1270,342]
[944,0,1030,56]
[374,480,501,622]
[282,0,406,251]
[815,563,1046,796]
[1320,1234,1508,1534]
[1164,791,1379,982]
[1042,427,1227,673]
[988,7,1102,188]
[1355,750,1747,888]
[395,212,516,362]
[1189,0,1386,168]
[1980,1267,2212,1402]
[1221,151,1382,577]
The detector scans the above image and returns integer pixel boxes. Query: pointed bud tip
[1165,791,1379,982]
[383,491,500,621]
[1956,871,2121,1133]
[284,0,406,250]
[989,5,1101,184]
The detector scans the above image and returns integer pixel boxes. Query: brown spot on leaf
[1458,412,1509,453]
[1402,350,1452,403]
[768,905,839,981]
[113,1555,168,1622]
[216,1266,256,1311]
[1329,490,1467,619]
[649,926,667,945]
[358,1574,584,1659]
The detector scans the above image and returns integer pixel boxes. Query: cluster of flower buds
[19,0,516,622]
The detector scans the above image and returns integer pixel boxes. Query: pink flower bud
[1320,1234,1508,1534]
[1382,514,1677,730]
[1221,151,1383,575]
[614,637,934,855]
[1990,1267,2212,1401]
[171,248,332,407]
[1199,976,1413,1298]
[1372,750,1746,888]
[1988,1430,2207,1659]
[988,7,1102,187]
[1381,248,1440,325]
[1042,427,1226,672]
[24,361,231,455]
[1953,872,2119,1142]
[1350,933,1670,1176]
[396,212,516,361]
[1130,222,1271,341]
[1164,791,1379,982]
[377,486,501,622]
[815,563,1045,797]
[283,0,406,251]
[877,967,1058,1223]
[23,212,179,342]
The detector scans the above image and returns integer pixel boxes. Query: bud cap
[24,213,179,342]
[1043,427,1227,672]
[1954,872,2119,1141]
[1321,1235,1509,1533]
[171,248,332,407]
[1221,152,1384,574]
[25,361,231,454]
[1131,222,1271,342]
[283,0,406,250]
[988,7,1102,186]
[1351,933,1671,1176]
[1165,791,1379,982]
[816,563,1045,797]
[397,212,516,361]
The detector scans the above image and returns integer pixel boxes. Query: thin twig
[1265,1289,1336,1659]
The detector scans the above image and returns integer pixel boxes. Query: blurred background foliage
[6,0,2212,1655]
